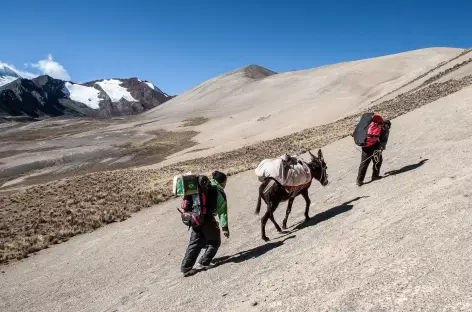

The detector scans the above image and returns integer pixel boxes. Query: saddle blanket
[255,155,312,187]
[284,183,310,195]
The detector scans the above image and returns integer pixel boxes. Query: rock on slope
[0,74,172,118]
[142,47,463,163]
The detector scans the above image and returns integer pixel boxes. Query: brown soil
[1,75,472,264]
[0,147,63,159]
[179,117,209,127]
[0,129,198,192]
[0,119,117,143]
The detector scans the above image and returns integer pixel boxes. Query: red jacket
[365,113,384,147]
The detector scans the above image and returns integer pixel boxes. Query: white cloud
[1,54,71,81]
[30,54,71,81]
[0,61,37,79]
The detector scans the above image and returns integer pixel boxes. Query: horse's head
[307,149,329,186]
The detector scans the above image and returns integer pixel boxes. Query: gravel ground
[1,86,472,312]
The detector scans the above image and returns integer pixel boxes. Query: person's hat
[212,171,227,184]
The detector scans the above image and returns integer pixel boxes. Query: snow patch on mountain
[145,81,155,90]
[0,63,21,87]
[144,81,168,97]
[0,76,18,87]
[64,82,102,109]
[96,79,137,102]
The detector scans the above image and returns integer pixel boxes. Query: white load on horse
[254,154,312,193]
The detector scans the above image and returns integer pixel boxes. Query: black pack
[352,112,374,146]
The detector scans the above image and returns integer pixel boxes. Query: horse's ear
[308,150,316,160]
[318,149,324,161]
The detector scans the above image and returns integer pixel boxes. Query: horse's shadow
[290,196,367,232]
[210,196,366,271]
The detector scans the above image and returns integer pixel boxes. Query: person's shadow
[363,158,429,185]
[384,158,429,177]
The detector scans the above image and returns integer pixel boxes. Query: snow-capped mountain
[0,63,22,87]
[0,74,173,119]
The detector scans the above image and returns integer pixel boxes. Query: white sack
[255,155,312,186]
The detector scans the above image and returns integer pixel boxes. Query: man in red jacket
[356,114,391,186]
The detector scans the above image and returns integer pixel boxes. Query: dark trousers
[357,144,383,183]
[181,219,221,273]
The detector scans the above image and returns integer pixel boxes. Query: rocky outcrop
[0,77,81,118]
[84,78,171,117]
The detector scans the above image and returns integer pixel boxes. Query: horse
[255,149,329,241]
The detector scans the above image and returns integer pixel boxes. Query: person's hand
[223,230,230,238]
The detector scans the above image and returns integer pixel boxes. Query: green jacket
[210,179,229,231]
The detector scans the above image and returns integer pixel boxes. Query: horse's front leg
[301,189,311,220]
[282,197,295,230]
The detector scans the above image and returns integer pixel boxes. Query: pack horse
[254,149,329,241]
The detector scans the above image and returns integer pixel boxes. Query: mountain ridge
[0,74,173,119]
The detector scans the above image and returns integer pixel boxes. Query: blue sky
[1,0,471,94]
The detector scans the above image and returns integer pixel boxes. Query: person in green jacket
[181,171,229,276]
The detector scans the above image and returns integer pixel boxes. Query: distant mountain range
[0,63,174,119]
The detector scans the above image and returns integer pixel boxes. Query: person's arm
[216,191,229,234]
[379,128,389,150]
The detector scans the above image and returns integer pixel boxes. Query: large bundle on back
[255,155,311,186]
[353,112,384,147]
[172,173,210,196]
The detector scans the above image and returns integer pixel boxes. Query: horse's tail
[255,186,262,215]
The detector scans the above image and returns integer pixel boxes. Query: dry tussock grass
[1,74,472,264]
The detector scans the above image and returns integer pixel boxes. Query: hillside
[1,46,472,263]
[2,81,472,311]
[0,48,461,196]
[142,47,462,164]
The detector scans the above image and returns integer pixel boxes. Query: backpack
[353,113,384,147]
[179,192,208,228]
[175,174,212,229]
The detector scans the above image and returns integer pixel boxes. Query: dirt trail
[2,86,472,312]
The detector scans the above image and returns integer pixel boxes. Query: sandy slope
[0,47,464,190]
[143,47,461,165]
[2,84,472,311]
[372,48,472,104]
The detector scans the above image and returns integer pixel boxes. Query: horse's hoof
[262,236,270,242]
[282,224,287,230]
[305,216,310,221]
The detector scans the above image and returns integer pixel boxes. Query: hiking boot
[196,263,211,270]
[182,269,197,277]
